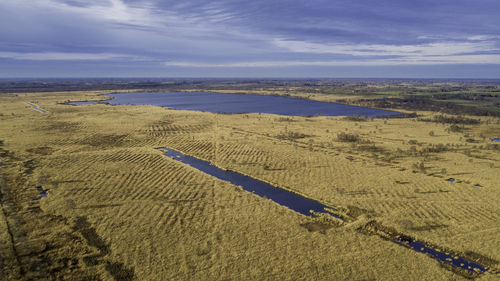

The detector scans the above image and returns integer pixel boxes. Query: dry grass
[0,90,499,280]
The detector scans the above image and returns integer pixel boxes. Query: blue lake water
[70,91,399,117]
[158,147,487,274]
[492,138,500,142]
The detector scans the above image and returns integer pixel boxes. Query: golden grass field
[0,90,499,280]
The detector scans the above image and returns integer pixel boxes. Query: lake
[70,91,399,117]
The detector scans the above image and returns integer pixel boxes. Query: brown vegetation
[0,88,499,280]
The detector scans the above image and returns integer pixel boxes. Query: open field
[0,88,499,280]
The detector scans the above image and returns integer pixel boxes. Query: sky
[1,0,500,78]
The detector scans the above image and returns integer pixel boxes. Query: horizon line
[1,77,500,81]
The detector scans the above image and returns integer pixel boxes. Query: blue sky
[1,0,500,78]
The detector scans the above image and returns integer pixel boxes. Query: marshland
[0,79,499,280]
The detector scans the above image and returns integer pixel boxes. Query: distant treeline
[2,78,499,94]
[346,96,500,117]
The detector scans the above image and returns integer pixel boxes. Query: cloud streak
[0,51,146,61]
[272,39,499,57]
[165,55,500,68]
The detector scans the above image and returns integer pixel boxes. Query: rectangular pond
[157,147,339,217]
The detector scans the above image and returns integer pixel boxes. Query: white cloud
[272,38,498,57]
[467,35,499,41]
[0,51,144,61]
[47,0,168,28]
[1,0,209,32]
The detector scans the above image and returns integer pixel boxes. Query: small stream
[394,236,487,273]
[158,147,488,274]
[27,103,47,114]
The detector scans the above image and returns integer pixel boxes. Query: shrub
[419,115,481,125]
[276,117,295,122]
[357,144,385,153]
[275,131,309,140]
[422,144,448,153]
[343,115,369,122]
[337,132,360,143]
[447,124,463,132]
[412,161,426,173]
